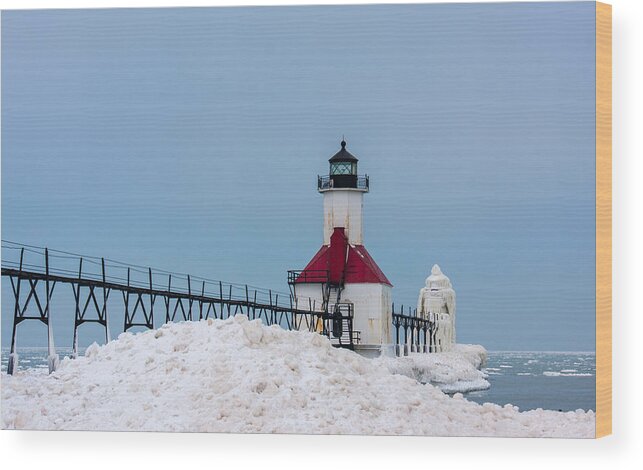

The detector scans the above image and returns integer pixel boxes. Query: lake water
[466,351,595,412]
[2,347,595,412]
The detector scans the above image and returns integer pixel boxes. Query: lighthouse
[289,140,393,356]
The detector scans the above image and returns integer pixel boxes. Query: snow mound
[1,316,595,437]
[375,344,490,393]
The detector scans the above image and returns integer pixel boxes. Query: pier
[2,240,436,375]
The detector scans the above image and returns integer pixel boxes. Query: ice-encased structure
[417,264,456,352]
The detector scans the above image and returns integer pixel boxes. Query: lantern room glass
[330,162,357,175]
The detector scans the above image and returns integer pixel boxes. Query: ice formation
[375,344,490,393]
[1,316,595,437]
[417,264,456,351]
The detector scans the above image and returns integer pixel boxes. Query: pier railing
[1,241,357,375]
[392,303,440,356]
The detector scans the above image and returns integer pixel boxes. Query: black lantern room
[318,139,369,192]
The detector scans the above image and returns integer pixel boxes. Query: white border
[1,0,641,468]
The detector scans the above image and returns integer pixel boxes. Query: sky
[1,2,596,351]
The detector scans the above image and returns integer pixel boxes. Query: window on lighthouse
[330,162,356,175]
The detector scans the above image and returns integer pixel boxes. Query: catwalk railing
[392,304,440,356]
[1,241,356,375]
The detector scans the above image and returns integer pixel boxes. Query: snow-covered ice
[374,344,490,394]
[1,316,595,437]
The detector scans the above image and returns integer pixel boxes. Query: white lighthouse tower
[289,140,393,356]
[321,139,365,245]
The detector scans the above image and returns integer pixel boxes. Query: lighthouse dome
[318,139,370,192]
[329,139,359,163]
[318,140,368,194]
[328,139,359,179]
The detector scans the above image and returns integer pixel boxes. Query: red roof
[296,227,392,286]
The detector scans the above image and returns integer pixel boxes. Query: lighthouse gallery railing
[317,174,369,191]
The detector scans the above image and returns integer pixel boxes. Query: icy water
[1,347,79,372]
[465,351,596,412]
[2,348,595,412]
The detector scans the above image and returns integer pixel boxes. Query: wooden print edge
[595,1,612,439]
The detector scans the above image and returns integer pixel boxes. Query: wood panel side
[595,1,612,439]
